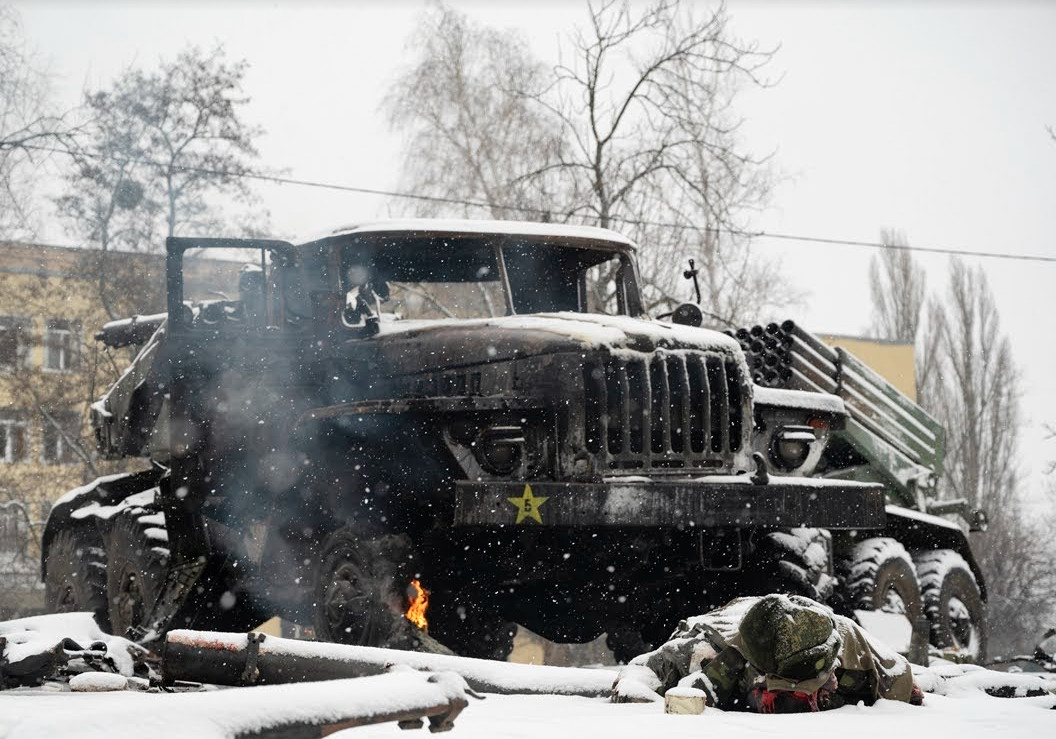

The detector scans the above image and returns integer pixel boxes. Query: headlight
[474,426,525,475]
[769,425,816,471]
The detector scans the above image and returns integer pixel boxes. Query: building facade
[0,241,238,616]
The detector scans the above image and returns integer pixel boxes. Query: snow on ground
[1,614,1053,738]
[2,683,1052,739]
[0,671,469,739]
[343,692,1055,739]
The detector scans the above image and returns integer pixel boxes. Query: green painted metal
[828,418,934,509]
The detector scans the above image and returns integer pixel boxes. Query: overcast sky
[12,0,1056,495]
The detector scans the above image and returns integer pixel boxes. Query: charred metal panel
[296,395,545,424]
[453,479,885,529]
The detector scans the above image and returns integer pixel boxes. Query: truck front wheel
[837,537,927,661]
[44,528,110,632]
[744,529,835,602]
[313,526,422,648]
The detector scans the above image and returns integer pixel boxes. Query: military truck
[40,220,987,663]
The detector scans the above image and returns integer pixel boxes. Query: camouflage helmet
[737,594,842,682]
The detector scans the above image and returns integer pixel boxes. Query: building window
[44,318,80,372]
[0,412,28,463]
[41,411,81,465]
[0,315,30,371]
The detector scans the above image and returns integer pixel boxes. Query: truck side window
[504,242,627,315]
[583,257,626,314]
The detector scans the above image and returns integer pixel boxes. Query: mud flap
[130,558,207,644]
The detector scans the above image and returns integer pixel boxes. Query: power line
[741,230,1056,264]
[24,142,1056,264]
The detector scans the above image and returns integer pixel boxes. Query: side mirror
[671,303,703,327]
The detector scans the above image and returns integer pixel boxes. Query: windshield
[339,233,635,321]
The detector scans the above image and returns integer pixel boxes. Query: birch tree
[385,1,792,326]
[383,4,563,221]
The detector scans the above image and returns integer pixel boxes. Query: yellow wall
[818,334,917,402]
[0,242,241,615]
[0,247,116,518]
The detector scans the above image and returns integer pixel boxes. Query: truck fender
[40,467,166,578]
[882,504,987,601]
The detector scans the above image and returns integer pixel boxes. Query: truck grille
[583,353,745,471]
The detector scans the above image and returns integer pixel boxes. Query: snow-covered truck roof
[302,218,637,250]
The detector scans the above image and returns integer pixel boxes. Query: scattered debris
[0,612,153,689]
[162,628,618,697]
[3,612,1053,739]
[664,687,708,714]
[69,672,130,692]
[9,670,471,738]
[985,628,1056,675]
[914,660,1056,698]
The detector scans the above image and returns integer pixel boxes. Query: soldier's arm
[610,638,696,703]
[693,645,751,710]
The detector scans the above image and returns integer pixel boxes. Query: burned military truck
[41,220,987,663]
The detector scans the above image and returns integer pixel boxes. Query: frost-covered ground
[3,677,1053,739]
[345,690,1055,739]
[1,613,1053,739]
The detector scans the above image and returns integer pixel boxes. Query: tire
[837,537,926,660]
[313,526,420,648]
[744,528,835,602]
[838,537,922,617]
[914,549,987,662]
[105,510,170,637]
[44,528,110,632]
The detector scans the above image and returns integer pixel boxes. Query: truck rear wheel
[105,511,169,637]
[914,549,987,662]
[837,537,927,660]
[838,537,922,618]
[105,506,266,637]
[44,528,110,632]
[313,526,421,648]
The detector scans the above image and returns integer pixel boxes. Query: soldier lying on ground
[612,593,924,712]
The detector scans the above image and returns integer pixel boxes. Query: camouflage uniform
[613,594,918,711]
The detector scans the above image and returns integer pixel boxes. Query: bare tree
[922,258,1056,655]
[56,44,266,317]
[866,228,933,401]
[869,229,926,344]
[385,1,792,326]
[0,496,42,618]
[929,261,1019,511]
[383,3,563,221]
[0,6,69,238]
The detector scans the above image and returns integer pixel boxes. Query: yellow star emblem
[508,484,548,525]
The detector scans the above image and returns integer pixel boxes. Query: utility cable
[21,142,1056,264]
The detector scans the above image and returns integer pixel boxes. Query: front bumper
[453,476,885,530]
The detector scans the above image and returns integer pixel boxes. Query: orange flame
[405,579,429,631]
